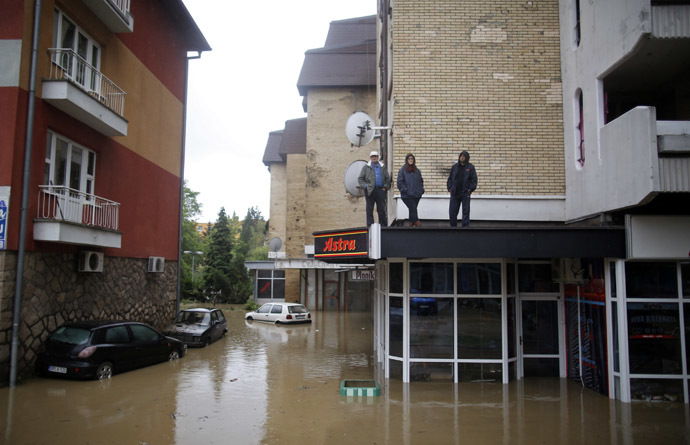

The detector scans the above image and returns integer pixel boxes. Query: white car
[245,303,312,324]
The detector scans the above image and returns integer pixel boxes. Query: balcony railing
[37,185,120,231]
[48,48,126,117]
[110,0,131,18]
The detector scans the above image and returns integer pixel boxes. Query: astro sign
[314,229,368,259]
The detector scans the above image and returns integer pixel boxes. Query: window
[575,88,585,168]
[409,263,453,294]
[518,263,559,293]
[130,324,160,342]
[104,326,130,344]
[44,131,96,195]
[257,304,272,314]
[256,269,285,300]
[270,305,283,314]
[457,263,501,295]
[53,8,101,93]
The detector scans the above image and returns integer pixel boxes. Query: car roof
[60,320,142,330]
[180,308,216,313]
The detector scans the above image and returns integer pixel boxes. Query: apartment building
[0,0,209,383]
[250,16,377,311]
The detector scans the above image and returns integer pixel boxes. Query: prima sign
[314,229,368,259]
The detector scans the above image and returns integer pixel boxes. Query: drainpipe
[176,51,203,315]
[10,0,42,387]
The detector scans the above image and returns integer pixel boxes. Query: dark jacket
[446,151,477,196]
[397,164,425,198]
[358,161,392,197]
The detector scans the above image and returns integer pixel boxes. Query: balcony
[598,107,689,209]
[33,185,122,248]
[42,49,128,137]
[81,0,134,33]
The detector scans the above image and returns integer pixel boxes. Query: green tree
[202,207,236,303]
[181,182,205,300]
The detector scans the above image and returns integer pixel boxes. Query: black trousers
[402,197,420,223]
[449,193,471,227]
[365,187,387,226]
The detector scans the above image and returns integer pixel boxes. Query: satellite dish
[269,237,282,252]
[345,111,376,147]
[344,160,367,197]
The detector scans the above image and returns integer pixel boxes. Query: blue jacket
[397,165,425,198]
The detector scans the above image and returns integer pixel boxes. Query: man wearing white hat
[358,151,392,226]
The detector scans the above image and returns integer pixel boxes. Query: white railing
[47,48,126,117]
[110,0,131,18]
[37,185,120,231]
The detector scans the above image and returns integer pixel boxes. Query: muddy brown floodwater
[1,308,689,444]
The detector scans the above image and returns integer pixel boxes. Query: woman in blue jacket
[397,154,425,227]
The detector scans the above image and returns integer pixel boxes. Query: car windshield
[50,326,91,345]
[288,305,308,314]
[175,311,210,325]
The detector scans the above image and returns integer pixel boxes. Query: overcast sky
[181,0,376,222]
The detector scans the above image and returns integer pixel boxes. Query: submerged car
[163,308,227,347]
[244,302,312,324]
[35,320,186,380]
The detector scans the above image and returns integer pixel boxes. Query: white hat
[369,151,379,157]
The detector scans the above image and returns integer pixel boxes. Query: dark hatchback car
[163,308,227,347]
[35,320,186,380]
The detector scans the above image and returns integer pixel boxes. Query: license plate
[48,366,67,374]
[296,315,305,319]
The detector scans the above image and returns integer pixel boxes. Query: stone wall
[0,251,177,384]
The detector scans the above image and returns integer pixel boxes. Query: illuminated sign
[314,229,368,259]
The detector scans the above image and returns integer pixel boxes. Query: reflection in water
[0,309,688,444]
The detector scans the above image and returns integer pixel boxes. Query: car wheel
[246,316,253,321]
[96,362,114,380]
[168,349,181,361]
[203,337,210,347]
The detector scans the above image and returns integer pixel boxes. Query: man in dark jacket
[446,150,478,227]
[358,151,392,226]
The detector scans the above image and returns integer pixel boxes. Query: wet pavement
[1,307,689,444]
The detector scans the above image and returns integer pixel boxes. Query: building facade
[0,0,209,383]
[249,17,378,311]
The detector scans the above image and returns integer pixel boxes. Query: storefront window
[682,263,690,299]
[409,263,453,294]
[685,304,690,373]
[518,263,559,293]
[612,301,619,373]
[411,362,453,382]
[507,297,516,358]
[457,298,502,359]
[625,262,678,299]
[389,297,403,357]
[458,363,502,383]
[507,263,516,294]
[390,263,403,294]
[609,262,617,299]
[457,263,501,294]
[630,378,684,403]
[410,297,453,358]
[627,303,682,375]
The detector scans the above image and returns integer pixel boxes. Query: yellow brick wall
[304,87,377,236]
[285,154,308,258]
[267,163,287,247]
[390,0,564,196]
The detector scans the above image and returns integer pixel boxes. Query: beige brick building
[252,17,377,310]
[382,0,565,223]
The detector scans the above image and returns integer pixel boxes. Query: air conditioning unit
[78,251,104,273]
[148,256,165,273]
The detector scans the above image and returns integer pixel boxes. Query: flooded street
[1,308,689,444]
